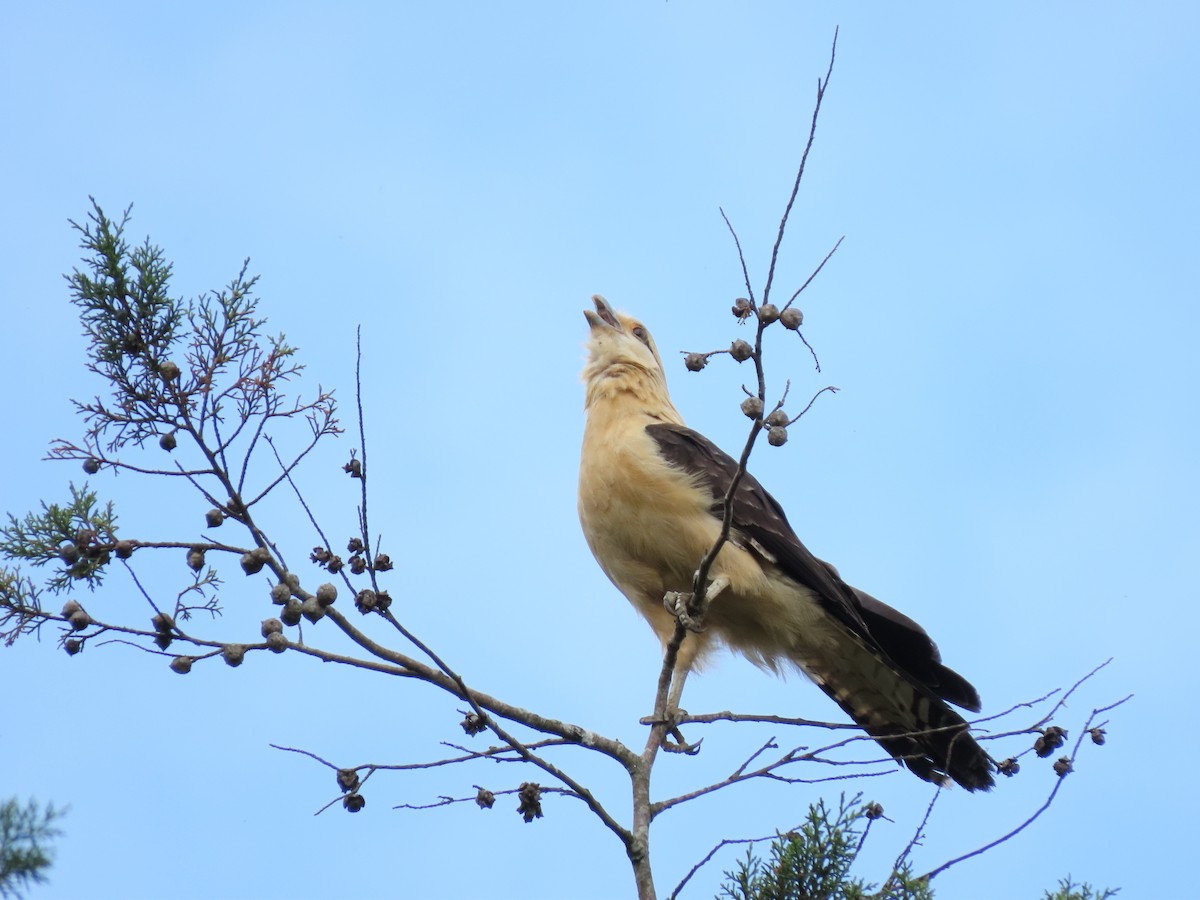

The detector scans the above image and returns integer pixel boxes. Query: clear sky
[2,3,1197,898]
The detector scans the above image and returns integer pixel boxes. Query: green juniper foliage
[713,795,1118,900]
[0,798,64,899]
[0,200,336,653]
[1041,878,1119,900]
[60,199,324,456]
[715,795,931,900]
[0,483,117,592]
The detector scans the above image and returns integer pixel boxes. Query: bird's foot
[663,591,705,632]
[661,725,703,756]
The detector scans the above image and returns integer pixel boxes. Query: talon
[661,727,703,755]
[663,591,706,632]
[663,591,692,616]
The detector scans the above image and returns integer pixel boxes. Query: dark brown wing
[646,422,993,790]
[646,422,981,712]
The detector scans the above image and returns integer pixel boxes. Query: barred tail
[797,632,995,791]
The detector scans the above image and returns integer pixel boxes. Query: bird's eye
[632,326,648,343]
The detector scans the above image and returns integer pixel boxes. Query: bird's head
[582,295,679,416]
[583,294,667,379]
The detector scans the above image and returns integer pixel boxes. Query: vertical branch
[353,325,378,590]
[761,27,837,308]
[653,29,840,734]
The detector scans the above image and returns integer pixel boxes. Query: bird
[577,294,993,790]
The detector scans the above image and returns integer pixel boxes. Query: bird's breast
[579,418,718,597]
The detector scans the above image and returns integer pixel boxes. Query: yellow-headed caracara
[578,295,993,790]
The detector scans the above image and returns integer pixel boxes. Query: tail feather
[798,631,995,791]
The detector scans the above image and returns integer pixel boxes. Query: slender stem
[761,27,837,308]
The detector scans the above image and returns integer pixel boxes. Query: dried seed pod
[765,409,789,428]
[347,537,364,554]
[82,458,101,475]
[767,426,788,447]
[343,793,365,813]
[684,352,708,372]
[300,597,325,624]
[325,555,344,574]
[152,612,174,633]
[187,547,206,572]
[61,599,82,617]
[154,632,173,651]
[1090,727,1107,746]
[240,548,269,575]
[997,757,1020,777]
[310,546,332,566]
[169,656,193,675]
[68,609,91,631]
[281,599,303,626]
[266,632,288,653]
[729,340,753,362]
[864,802,884,820]
[1053,756,1073,777]
[205,508,225,528]
[740,397,764,420]
[59,543,80,565]
[374,553,393,572]
[260,618,284,638]
[315,583,337,607]
[115,540,134,559]
[731,298,752,320]
[516,782,543,823]
[757,303,780,325]
[159,360,181,382]
[375,590,393,612]
[159,432,177,452]
[64,638,82,656]
[1034,726,1067,757]
[270,582,291,605]
[348,555,366,575]
[476,788,495,810]
[461,712,488,736]
[355,589,377,614]
[780,307,804,330]
[337,769,360,793]
[223,644,247,667]
[343,457,363,479]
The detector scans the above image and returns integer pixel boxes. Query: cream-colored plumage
[578,295,993,790]
[579,298,842,694]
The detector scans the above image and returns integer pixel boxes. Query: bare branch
[720,207,756,305]
[921,694,1132,885]
[761,28,837,309]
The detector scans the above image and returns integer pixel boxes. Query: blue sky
[2,3,1197,898]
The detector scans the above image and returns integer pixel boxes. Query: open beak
[584,294,622,331]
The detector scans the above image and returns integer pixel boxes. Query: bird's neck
[584,362,684,426]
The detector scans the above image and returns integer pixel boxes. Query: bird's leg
[666,663,690,714]
[658,665,703,755]
[696,573,730,614]
[653,574,730,754]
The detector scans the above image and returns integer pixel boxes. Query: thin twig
[761,28,837,309]
[922,694,1132,884]
[783,235,844,310]
[720,207,756,305]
